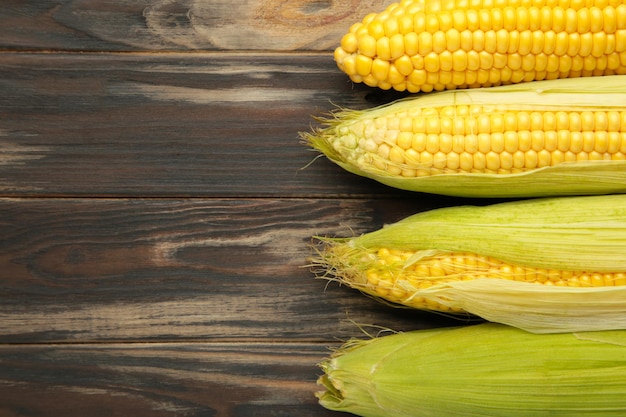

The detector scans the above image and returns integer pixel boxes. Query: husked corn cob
[303,75,626,197]
[317,323,626,417]
[335,0,626,92]
[312,194,626,333]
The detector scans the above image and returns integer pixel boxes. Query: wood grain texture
[0,0,391,52]
[0,52,409,198]
[0,197,470,344]
[0,343,342,416]
[0,1,491,414]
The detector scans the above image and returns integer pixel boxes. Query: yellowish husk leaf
[419,279,626,333]
[317,323,626,417]
[303,75,626,198]
[312,195,626,333]
[333,160,626,198]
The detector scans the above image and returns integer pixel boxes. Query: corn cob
[335,0,626,92]
[303,75,626,197]
[317,323,626,417]
[311,194,626,333]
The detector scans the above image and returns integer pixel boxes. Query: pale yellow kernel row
[346,43,626,80]
[398,131,626,153]
[372,109,626,135]
[343,52,626,91]
[355,67,626,93]
[361,247,626,311]
[349,29,626,63]
[351,126,626,174]
[351,3,626,40]
[371,148,625,176]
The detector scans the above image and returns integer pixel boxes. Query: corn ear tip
[315,373,342,408]
[316,329,401,408]
[299,106,364,149]
[316,342,350,407]
[306,236,348,276]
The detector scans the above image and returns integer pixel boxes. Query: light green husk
[317,323,626,417]
[312,194,626,333]
[302,75,626,198]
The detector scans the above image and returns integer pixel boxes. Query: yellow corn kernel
[399,108,621,174]
[312,195,626,333]
[304,76,626,197]
[355,55,373,76]
[334,0,626,92]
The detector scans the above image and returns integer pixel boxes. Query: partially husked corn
[311,194,626,333]
[335,0,626,92]
[362,248,626,312]
[303,75,626,197]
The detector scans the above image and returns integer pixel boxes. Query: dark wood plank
[0,0,390,52]
[0,52,411,198]
[0,342,345,416]
[0,2,492,416]
[0,197,469,344]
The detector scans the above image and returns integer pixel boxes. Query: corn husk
[317,323,626,417]
[312,194,626,333]
[303,75,626,198]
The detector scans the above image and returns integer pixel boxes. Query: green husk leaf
[347,194,626,271]
[302,75,626,198]
[317,323,626,417]
[324,194,626,272]
[331,160,626,198]
[311,195,626,333]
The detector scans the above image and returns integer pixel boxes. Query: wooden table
[0,1,483,415]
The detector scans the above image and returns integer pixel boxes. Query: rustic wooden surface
[0,1,489,416]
